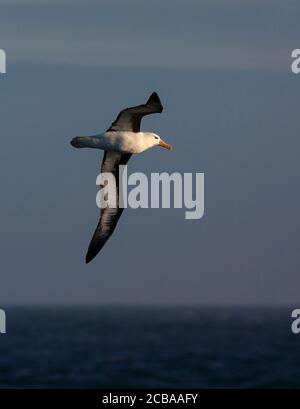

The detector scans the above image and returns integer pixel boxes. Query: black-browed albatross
[71,92,171,264]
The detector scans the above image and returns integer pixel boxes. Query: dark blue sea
[0,306,299,388]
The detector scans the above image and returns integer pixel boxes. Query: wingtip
[85,245,101,263]
[147,92,163,112]
[149,91,160,101]
[85,251,94,264]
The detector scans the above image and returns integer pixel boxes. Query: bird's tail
[70,136,101,149]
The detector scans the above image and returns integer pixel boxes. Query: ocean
[0,306,299,388]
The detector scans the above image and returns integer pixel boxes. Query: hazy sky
[0,0,299,305]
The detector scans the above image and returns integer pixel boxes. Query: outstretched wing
[85,151,131,263]
[107,92,163,133]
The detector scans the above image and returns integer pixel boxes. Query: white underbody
[83,131,158,154]
[100,131,150,153]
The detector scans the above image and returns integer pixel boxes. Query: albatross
[71,92,171,264]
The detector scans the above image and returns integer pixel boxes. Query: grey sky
[1,0,298,70]
[0,0,299,305]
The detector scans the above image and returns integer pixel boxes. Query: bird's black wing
[85,151,131,263]
[107,92,163,133]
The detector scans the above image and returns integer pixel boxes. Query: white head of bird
[137,132,172,152]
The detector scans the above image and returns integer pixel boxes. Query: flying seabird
[71,92,171,264]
